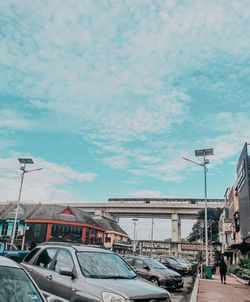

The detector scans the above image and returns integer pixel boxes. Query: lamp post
[10,158,43,248]
[132,218,139,254]
[183,148,213,267]
[209,221,213,265]
[150,218,154,256]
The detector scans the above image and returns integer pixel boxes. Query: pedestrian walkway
[197,273,250,302]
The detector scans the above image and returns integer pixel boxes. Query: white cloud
[0,110,32,130]
[0,156,97,203]
[102,155,129,170]
[0,0,249,189]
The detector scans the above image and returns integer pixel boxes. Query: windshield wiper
[101,275,136,279]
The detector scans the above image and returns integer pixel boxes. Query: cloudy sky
[0,0,249,239]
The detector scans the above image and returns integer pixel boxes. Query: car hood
[175,264,186,269]
[155,268,181,277]
[86,277,169,299]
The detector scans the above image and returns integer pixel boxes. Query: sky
[0,0,249,240]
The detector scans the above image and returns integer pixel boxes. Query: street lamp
[183,147,214,267]
[10,158,43,248]
[132,218,139,254]
[209,220,214,265]
[150,218,155,256]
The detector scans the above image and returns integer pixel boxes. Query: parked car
[124,255,183,289]
[0,256,56,302]
[22,243,171,302]
[173,257,195,275]
[154,256,188,276]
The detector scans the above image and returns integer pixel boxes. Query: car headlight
[163,274,171,280]
[102,292,126,302]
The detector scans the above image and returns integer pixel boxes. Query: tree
[188,208,222,243]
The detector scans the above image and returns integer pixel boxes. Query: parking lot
[169,275,195,302]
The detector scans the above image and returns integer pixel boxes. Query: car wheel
[150,277,159,286]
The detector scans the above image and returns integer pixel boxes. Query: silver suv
[22,243,171,302]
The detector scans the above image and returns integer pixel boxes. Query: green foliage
[188,208,222,243]
[229,266,241,274]
[229,259,250,281]
[239,258,250,269]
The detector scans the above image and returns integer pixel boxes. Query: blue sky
[0,0,249,239]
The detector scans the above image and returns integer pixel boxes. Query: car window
[143,258,166,269]
[124,258,134,265]
[0,266,44,302]
[134,259,146,267]
[166,258,178,265]
[53,249,74,273]
[158,258,166,264]
[23,248,41,263]
[35,248,57,269]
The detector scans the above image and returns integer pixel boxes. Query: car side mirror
[59,266,75,278]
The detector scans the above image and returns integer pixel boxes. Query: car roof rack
[37,242,108,250]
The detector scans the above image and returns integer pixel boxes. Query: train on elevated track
[108,198,225,205]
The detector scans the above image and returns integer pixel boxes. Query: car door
[133,258,150,280]
[48,248,75,301]
[24,248,58,298]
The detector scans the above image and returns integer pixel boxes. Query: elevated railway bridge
[70,197,225,242]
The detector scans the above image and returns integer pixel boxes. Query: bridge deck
[69,200,225,220]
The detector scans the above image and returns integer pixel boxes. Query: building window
[89,229,96,244]
[85,227,90,243]
[15,223,19,237]
[96,231,103,244]
[1,223,8,236]
[50,224,82,243]
[33,224,42,239]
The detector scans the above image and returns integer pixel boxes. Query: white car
[0,256,56,302]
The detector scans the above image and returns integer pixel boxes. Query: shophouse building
[93,210,131,253]
[219,143,250,262]
[0,202,129,252]
[0,203,106,249]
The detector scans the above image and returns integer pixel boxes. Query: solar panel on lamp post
[10,158,43,249]
[183,148,214,268]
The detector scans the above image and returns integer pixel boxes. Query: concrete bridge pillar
[171,213,181,242]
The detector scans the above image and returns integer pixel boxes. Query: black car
[124,255,183,289]
[155,256,187,276]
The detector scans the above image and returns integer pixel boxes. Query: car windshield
[143,258,166,269]
[176,258,187,264]
[77,252,137,279]
[166,258,180,265]
[0,266,44,302]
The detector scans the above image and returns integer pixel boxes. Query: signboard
[181,244,206,251]
[236,159,246,193]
